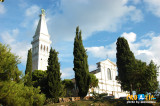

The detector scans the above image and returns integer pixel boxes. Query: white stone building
[88,59,128,98]
[31,9,52,71]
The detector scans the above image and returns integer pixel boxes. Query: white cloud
[131,0,141,4]
[47,0,143,42]
[129,8,143,22]
[0,4,6,14]
[61,68,74,79]
[0,29,31,65]
[86,42,116,60]
[21,5,40,28]
[61,65,98,79]
[121,32,140,54]
[144,0,160,17]
[122,32,160,65]
[86,32,160,66]
[25,5,40,17]
[121,32,136,42]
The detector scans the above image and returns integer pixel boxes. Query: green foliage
[91,91,107,100]
[89,73,98,88]
[116,37,158,94]
[62,79,74,97]
[0,81,45,106]
[147,60,158,93]
[32,70,47,94]
[73,26,90,98]
[0,43,46,105]
[0,43,20,82]
[116,37,136,94]
[46,48,63,102]
[25,49,32,86]
[62,79,74,90]
[134,60,158,94]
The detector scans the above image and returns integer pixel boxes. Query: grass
[46,99,160,106]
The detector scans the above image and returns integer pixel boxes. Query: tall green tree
[133,59,147,94]
[134,60,158,94]
[116,37,136,95]
[46,48,63,102]
[0,43,21,82]
[146,60,158,93]
[25,49,32,86]
[73,26,90,98]
[32,70,47,94]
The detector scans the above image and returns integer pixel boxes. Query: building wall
[31,13,51,71]
[88,59,128,98]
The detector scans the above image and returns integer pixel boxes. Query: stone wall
[58,97,80,103]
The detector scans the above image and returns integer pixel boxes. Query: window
[44,45,45,51]
[47,46,48,52]
[41,44,43,50]
[107,68,112,80]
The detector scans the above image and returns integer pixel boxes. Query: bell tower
[31,9,52,71]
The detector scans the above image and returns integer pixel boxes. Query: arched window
[41,44,43,50]
[44,45,45,51]
[107,68,112,80]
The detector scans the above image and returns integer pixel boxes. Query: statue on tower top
[41,9,45,15]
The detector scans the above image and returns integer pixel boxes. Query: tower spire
[41,8,45,16]
[34,8,49,37]
[31,9,52,71]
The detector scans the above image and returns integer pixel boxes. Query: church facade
[88,59,129,98]
[31,9,52,71]
[72,59,129,98]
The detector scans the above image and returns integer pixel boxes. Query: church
[88,59,129,98]
[31,9,128,98]
[31,9,52,71]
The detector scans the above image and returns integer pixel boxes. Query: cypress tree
[25,49,32,86]
[73,26,90,99]
[46,48,62,102]
[116,37,136,95]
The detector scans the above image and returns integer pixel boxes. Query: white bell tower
[31,9,52,71]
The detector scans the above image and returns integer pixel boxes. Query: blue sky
[0,0,160,79]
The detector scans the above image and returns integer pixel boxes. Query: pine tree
[73,26,90,99]
[25,49,32,86]
[116,37,136,95]
[0,42,21,82]
[46,48,62,102]
[145,60,158,93]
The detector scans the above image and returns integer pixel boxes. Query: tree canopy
[116,37,136,94]
[0,43,21,82]
[32,70,47,94]
[89,73,98,88]
[116,37,158,94]
[0,42,45,105]
[46,48,64,102]
[73,26,90,98]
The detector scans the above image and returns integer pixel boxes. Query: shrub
[0,81,46,106]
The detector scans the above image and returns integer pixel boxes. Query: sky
[0,0,160,79]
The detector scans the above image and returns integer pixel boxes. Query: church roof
[34,9,49,37]
[97,59,116,66]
